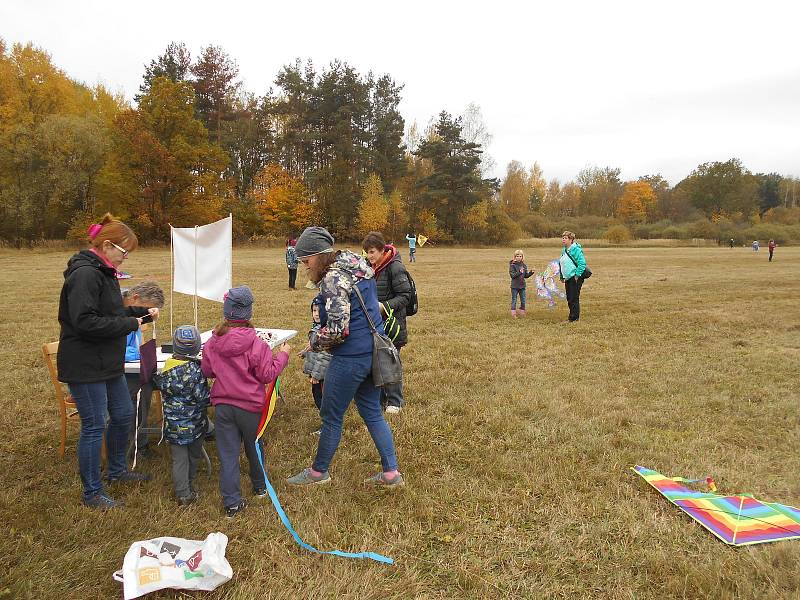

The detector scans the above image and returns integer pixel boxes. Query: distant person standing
[768,239,776,261]
[729,238,735,248]
[286,238,298,289]
[559,231,587,322]
[405,233,417,262]
[752,240,760,252]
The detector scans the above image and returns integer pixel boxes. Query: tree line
[1,39,798,247]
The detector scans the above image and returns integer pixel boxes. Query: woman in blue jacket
[559,231,587,322]
[287,227,404,488]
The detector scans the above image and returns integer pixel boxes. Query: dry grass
[0,245,799,599]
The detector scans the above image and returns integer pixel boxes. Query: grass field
[1,244,799,599]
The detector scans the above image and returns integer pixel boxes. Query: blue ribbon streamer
[254,440,394,565]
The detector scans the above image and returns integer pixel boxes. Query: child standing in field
[300,296,331,435]
[509,250,534,318]
[151,325,209,505]
[201,286,291,518]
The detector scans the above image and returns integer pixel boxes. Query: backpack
[405,271,418,316]
[385,259,419,317]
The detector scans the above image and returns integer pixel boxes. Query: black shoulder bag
[351,281,403,387]
[565,249,592,279]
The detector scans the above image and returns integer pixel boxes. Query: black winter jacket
[57,250,147,383]
[374,253,413,347]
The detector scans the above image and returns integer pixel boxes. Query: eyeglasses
[109,241,129,258]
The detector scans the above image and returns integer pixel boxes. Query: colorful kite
[633,465,800,546]
[252,378,393,564]
[534,260,566,308]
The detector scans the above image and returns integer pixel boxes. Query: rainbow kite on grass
[633,465,800,546]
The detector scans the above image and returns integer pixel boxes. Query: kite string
[253,440,393,564]
[253,378,393,565]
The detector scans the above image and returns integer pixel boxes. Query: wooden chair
[42,341,81,457]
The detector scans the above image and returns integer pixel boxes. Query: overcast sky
[3,0,799,185]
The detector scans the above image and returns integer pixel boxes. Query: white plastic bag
[113,532,233,599]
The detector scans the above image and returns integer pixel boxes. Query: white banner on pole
[172,216,232,303]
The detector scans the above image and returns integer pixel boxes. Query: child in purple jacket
[201,286,291,518]
[509,249,534,318]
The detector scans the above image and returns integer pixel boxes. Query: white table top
[124,328,298,374]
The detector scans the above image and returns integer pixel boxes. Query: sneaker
[105,471,152,484]
[253,488,268,499]
[287,468,331,486]
[385,405,402,414]
[364,472,405,488]
[310,429,321,436]
[225,499,247,518]
[177,491,200,506]
[83,493,120,510]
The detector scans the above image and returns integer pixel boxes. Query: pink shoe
[511,309,517,318]
[518,309,526,316]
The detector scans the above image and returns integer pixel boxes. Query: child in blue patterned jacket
[152,325,210,505]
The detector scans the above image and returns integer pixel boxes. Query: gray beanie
[224,285,254,321]
[173,325,201,357]
[295,226,335,259]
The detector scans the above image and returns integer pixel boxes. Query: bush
[486,205,523,244]
[743,223,800,245]
[604,224,632,244]
[660,225,682,239]
[763,207,800,225]
[688,219,718,240]
[519,213,557,237]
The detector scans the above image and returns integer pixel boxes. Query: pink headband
[88,224,102,240]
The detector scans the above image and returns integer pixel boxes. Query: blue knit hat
[173,325,201,357]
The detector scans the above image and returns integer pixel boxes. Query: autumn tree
[191,45,240,145]
[500,161,530,220]
[675,159,759,218]
[385,190,408,243]
[616,181,656,223]
[249,163,314,236]
[755,172,782,215]
[137,42,192,102]
[576,166,623,216]
[0,42,118,243]
[113,76,228,239]
[413,111,493,237]
[355,174,389,237]
[460,199,489,241]
[528,162,547,211]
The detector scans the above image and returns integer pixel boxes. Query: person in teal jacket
[405,233,417,262]
[559,231,586,322]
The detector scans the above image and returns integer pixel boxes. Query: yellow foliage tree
[416,208,441,240]
[355,173,389,237]
[617,181,656,223]
[385,189,408,244]
[461,199,489,240]
[500,161,529,220]
[249,163,314,236]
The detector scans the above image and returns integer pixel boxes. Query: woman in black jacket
[58,213,157,509]
[362,231,413,414]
